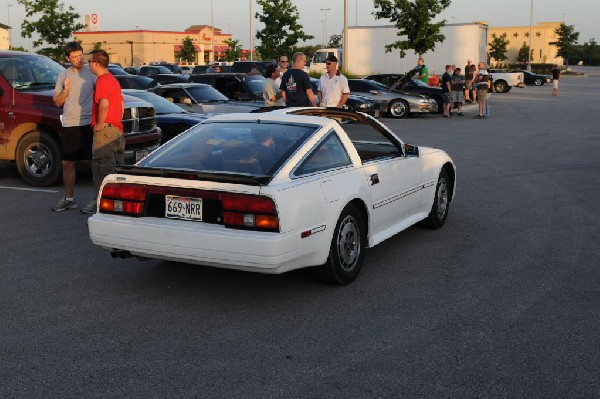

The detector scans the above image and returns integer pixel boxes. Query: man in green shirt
[416,57,429,84]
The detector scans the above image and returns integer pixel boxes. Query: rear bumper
[88,213,324,274]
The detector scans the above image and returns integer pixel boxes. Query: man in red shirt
[82,50,124,214]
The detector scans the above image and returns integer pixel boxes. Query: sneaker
[52,197,78,212]
[458,112,465,116]
[474,115,486,119]
[80,199,97,214]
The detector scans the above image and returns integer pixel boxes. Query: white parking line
[0,185,59,193]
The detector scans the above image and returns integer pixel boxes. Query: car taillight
[99,183,146,216]
[221,193,279,231]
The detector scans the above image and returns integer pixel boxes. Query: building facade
[0,23,10,50]
[73,25,242,66]
[488,22,563,65]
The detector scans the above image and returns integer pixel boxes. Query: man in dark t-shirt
[279,52,316,107]
[441,64,453,117]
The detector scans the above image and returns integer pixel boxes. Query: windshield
[126,91,187,114]
[138,121,317,175]
[0,55,65,90]
[244,76,266,94]
[188,85,229,102]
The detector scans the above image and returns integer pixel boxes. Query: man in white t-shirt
[317,54,350,108]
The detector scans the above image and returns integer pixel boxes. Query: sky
[5,0,598,52]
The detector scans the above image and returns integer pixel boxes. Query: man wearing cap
[317,54,350,108]
[416,57,429,84]
[82,49,125,214]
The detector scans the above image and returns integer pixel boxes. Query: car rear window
[138,121,318,175]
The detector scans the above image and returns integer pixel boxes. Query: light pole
[249,0,253,61]
[343,0,348,70]
[210,0,214,63]
[7,4,13,49]
[527,0,533,71]
[320,8,331,47]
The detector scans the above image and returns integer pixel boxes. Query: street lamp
[249,0,253,61]
[527,0,533,71]
[7,4,13,49]
[210,0,214,63]
[320,8,331,47]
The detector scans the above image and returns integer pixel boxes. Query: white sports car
[88,108,456,284]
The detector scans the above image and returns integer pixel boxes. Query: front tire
[422,170,450,229]
[533,78,543,86]
[388,99,409,118]
[16,131,61,187]
[494,80,509,93]
[316,204,365,285]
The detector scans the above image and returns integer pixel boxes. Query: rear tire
[316,204,365,285]
[494,80,509,93]
[16,131,61,187]
[534,78,543,86]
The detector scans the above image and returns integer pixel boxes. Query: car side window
[296,133,351,176]
[342,121,403,162]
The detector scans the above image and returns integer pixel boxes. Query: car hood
[156,112,210,123]
[390,66,420,90]
[18,88,55,104]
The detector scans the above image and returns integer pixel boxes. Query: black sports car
[122,89,209,143]
[509,70,552,86]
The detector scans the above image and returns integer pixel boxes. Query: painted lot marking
[0,185,59,193]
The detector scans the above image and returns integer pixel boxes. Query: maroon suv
[0,50,162,186]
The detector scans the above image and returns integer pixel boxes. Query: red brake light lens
[100,183,146,216]
[221,193,279,231]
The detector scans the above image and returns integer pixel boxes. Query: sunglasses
[280,60,288,63]
[88,60,98,64]
[326,62,333,65]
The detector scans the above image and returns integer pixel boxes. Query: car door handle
[370,173,379,185]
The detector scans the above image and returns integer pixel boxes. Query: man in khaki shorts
[82,50,124,214]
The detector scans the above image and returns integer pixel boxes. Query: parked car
[139,65,172,76]
[509,69,552,86]
[124,66,140,75]
[151,73,190,86]
[191,65,209,74]
[88,108,456,285]
[123,89,209,143]
[347,79,438,118]
[156,62,183,74]
[230,61,274,75]
[0,50,161,186]
[149,83,260,114]
[309,78,380,117]
[181,65,195,76]
[114,74,157,90]
[108,63,129,76]
[189,73,265,101]
[366,70,445,112]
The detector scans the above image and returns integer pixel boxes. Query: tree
[176,37,197,65]
[373,0,451,58]
[517,42,533,63]
[554,22,579,66]
[17,0,84,62]
[328,34,342,48]
[488,35,510,65]
[254,0,314,61]
[223,38,243,62]
[582,38,598,66]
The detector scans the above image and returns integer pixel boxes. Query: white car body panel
[88,111,455,275]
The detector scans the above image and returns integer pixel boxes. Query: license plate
[135,149,148,162]
[165,195,203,221]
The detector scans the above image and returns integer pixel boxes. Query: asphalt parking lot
[1,67,599,398]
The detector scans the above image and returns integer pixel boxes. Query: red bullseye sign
[91,14,98,24]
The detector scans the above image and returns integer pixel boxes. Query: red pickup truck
[0,50,162,186]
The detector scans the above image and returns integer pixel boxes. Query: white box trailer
[345,23,489,76]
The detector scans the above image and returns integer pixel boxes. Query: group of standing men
[439,59,492,119]
[52,42,124,214]
[263,52,350,109]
